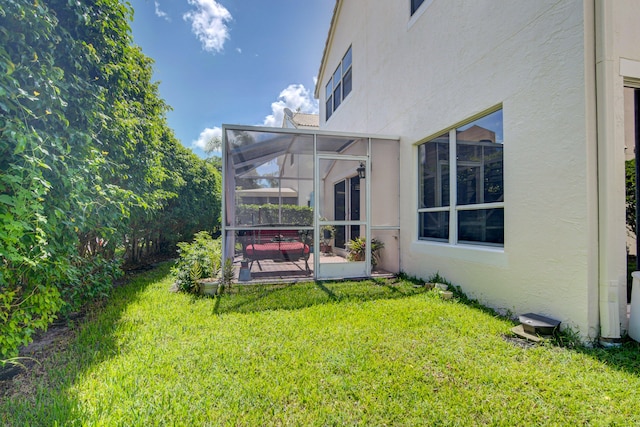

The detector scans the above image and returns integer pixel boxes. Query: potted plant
[172,231,222,295]
[346,237,385,266]
[319,218,335,254]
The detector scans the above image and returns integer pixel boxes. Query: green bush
[58,255,123,317]
[235,204,313,226]
[0,280,63,359]
[0,0,222,359]
[172,232,222,294]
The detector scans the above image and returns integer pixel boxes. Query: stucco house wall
[317,0,609,338]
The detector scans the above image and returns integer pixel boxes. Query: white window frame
[417,108,504,247]
[325,46,352,121]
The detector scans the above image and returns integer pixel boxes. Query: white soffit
[620,58,640,80]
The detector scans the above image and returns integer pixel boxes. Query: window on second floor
[325,46,352,121]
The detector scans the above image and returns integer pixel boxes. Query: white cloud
[183,0,232,53]
[192,83,317,156]
[192,126,222,152]
[154,1,170,21]
[262,84,318,127]
[236,47,242,54]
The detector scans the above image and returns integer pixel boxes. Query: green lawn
[2,262,640,426]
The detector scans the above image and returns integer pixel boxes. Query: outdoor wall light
[357,162,366,179]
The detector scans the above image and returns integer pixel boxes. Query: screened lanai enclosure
[222,125,400,282]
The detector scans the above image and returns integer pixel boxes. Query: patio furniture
[243,229,311,272]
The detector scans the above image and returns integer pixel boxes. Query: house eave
[314,0,342,100]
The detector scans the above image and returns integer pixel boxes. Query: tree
[1,0,222,358]
[204,135,222,156]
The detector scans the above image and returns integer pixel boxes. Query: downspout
[595,0,623,343]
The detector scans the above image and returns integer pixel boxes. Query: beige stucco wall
[612,1,640,62]
[370,139,401,273]
[318,0,602,338]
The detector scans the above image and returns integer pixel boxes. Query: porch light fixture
[357,162,366,179]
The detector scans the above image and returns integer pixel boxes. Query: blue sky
[128,0,335,157]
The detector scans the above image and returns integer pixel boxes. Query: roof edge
[314,0,342,99]
[221,123,400,141]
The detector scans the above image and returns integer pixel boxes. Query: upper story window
[325,46,352,121]
[411,0,425,15]
[418,108,504,246]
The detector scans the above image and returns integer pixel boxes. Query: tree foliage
[626,159,636,237]
[0,0,221,358]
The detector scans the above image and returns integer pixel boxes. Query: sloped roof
[288,112,320,129]
[282,107,320,129]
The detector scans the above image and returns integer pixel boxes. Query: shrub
[235,204,313,226]
[58,255,123,317]
[219,259,235,294]
[173,232,221,294]
[346,237,385,266]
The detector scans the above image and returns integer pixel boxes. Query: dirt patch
[0,321,77,399]
[501,333,537,349]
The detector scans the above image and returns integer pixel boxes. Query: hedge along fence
[235,204,313,226]
[0,0,221,359]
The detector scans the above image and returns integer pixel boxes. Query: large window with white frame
[325,46,352,121]
[418,108,504,246]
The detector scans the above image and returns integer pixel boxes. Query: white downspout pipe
[595,0,625,343]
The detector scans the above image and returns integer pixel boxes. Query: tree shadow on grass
[212,277,430,316]
[217,274,640,378]
[213,282,298,314]
[315,281,338,301]
[0,262,173,426]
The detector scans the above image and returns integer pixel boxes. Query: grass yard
[2,262,640,426]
